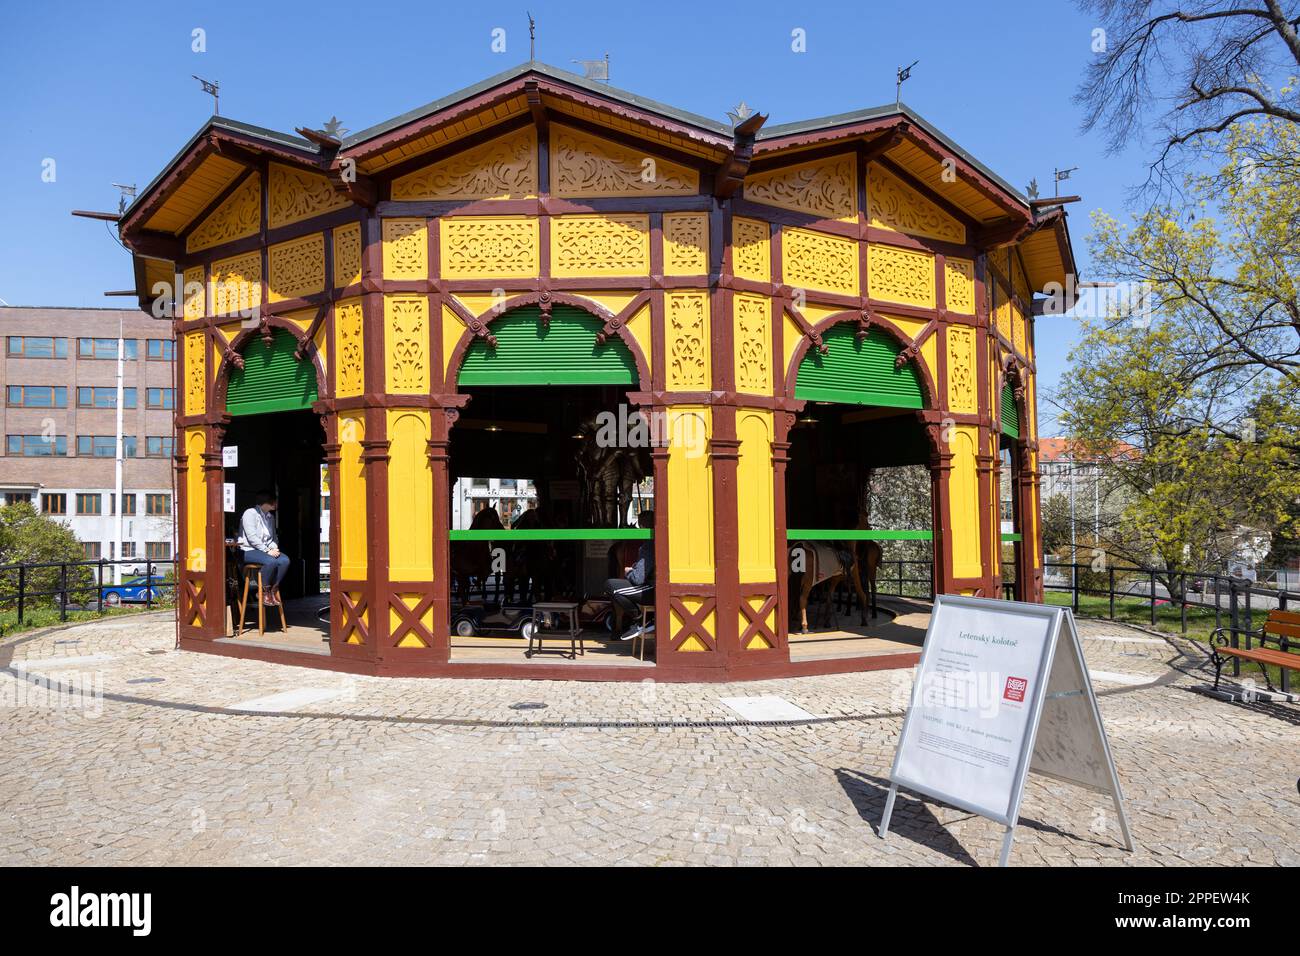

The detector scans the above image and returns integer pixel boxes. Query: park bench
[1207,608,1300,695]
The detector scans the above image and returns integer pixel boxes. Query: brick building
[0,306,175,566]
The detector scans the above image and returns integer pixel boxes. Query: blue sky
[0,0,1151,425]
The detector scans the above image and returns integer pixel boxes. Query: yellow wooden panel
[746,153,856,223]
[183,331,205,416]
[868,244,935,309]
[782,227,858,296]
[334,299,365,398]
[384,295,430,393]
[333,221,362,288]
[186,174,261,253]
[337,415,368,580]
[268,232,325,303]
[210,250,262,319]
[867,163,965,243]
[737,410,775,583]
[664,290,709,390]
[946,325,977,414]
[550,125,698,197]
[550,214,649,277]
[392,127,537,200]
[268,163,349,230]
[386,409,433,579]
[662,212,709,275]
[439,216,539,279]
[733,293,772,394]
[950,426,982,579]
[382,219,428,280]
[184,428,206,572]
[624,302,652,378]
[732,217,770,282]
[667,411,714,584]
[442,304,467,379]
[945,257,975,314]
[183,265,205,320]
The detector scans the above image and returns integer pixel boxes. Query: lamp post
[113,314,125,585]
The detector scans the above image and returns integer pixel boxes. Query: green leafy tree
[0,502,92,609]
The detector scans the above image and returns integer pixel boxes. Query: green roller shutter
[794,325,924,408]
[1000,381,1021,438]
[227,329,318,416]
[457,305,637,386]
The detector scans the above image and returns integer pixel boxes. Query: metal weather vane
[192,75,220,115]
[895,60,918,107]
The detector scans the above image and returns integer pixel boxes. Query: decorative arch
[446,292,651,390]
[212,317,328,415]
[783,309,936,411]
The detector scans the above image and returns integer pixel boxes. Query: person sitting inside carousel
[605,509,655,641]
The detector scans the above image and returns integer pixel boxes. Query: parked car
[100,576,163,606]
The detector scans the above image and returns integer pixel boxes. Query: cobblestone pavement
[1,613,1296,866]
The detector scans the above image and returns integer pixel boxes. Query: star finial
[727,101,753,127]
[1026,177,1040,200]
[320,116,348,139]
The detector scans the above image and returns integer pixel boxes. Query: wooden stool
[528,601,583,659]
[631,603,656,661]
[236,564,287,636]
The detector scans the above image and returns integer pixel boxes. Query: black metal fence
[1043,559,1298,693]
[0,557,177,634]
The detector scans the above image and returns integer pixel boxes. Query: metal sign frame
[877,594,1133,866]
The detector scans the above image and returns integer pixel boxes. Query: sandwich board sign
[878,594,1133,866]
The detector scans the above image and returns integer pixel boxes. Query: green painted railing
[787,529,933,541]
[449,528,652,541]
[787,529,1023,542]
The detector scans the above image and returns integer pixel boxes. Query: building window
[77,386,137,409]
[146,436,174,457]
[320,542,330,560]
[7,385,67,408]
[145,541,172,560]
[120,541,137,558]
[76,493,102,516]
[4,493,33,507]
[111,494,137,516]
[145,493,171,515]
[77,436,137,458]
[146,339,174,361]
[77,338,137,360]
[7,336,67,359]
[146,387,175,409]
[82,542,102,560]
[6,435,67,456]
[41,493,66,515]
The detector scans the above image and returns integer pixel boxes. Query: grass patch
[1046,589,1299,691]
[0,602,173,642]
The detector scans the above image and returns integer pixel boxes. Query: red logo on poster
[1003,676,1028,703]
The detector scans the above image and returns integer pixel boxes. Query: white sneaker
[617,624,642,641]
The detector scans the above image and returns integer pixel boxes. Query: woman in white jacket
[238,490,291,606]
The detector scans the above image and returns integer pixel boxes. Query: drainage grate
[127,677,165,684]
[508,702,548,711]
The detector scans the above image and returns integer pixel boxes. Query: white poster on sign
[223,483,236,513]
[878,594,1132,866]
[222,446,238,468]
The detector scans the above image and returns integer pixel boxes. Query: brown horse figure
[791,521,882,632]
[503,506,554,604]
[791,541,869,632]
[451,506,503,605]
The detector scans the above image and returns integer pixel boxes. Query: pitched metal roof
[122,62,1031,221]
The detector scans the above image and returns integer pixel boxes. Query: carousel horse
[503,507,555,604]
[790,531,879,632]
[451,506,503,605]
